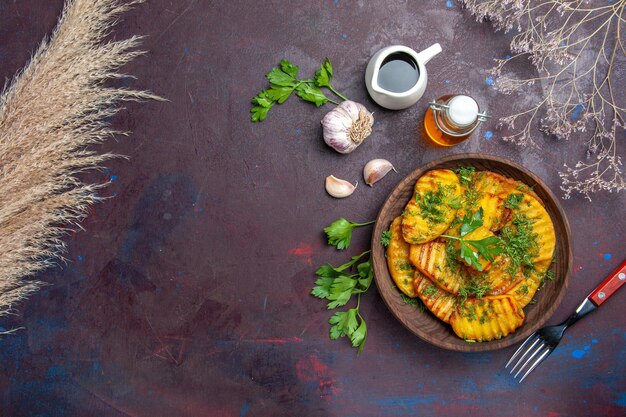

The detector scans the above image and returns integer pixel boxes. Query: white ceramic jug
[365,44,442,110]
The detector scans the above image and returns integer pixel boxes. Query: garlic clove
[363,159,397,186]
[325,175,357,198]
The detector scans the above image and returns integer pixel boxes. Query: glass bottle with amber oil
[423,95,488,146]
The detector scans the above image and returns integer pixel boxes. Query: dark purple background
[0,1,624,416]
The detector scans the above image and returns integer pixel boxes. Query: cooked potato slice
[409,240,470,295]
[471,255,525,296]
[450,295,525,342]
[402,169,461,244]
[513,181,542,204]
[474,171,543,205]
[477,193,509,232]
[507,259,552,308]
[386,216,416,297]
[474,171,516,195]
[504,193,556,264]
[413,272,457,323]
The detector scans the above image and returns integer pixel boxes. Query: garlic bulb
[325,175,357,198]
[321,100,374,154]
[363,159,396,186]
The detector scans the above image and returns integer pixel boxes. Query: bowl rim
[371,153,573,352]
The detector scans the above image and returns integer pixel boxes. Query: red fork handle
[588,259,626,307]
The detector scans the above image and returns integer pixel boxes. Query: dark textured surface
[0,1,624,416]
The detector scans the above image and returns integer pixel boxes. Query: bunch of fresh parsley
[312,217,376,352]
[442,208,505,271]
[312,251,372,353]
[251,58,348,122]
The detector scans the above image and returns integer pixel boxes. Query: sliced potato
[402,169,461,244]
[450,295,524,342]
[386,216,416,297]
[409,240,470,295]
[474,172,542,204]
[507,258,552,308]
[477,193,509,232]
[413,272,457,323]
[471,255,525,296]
[504,193,556,265]
[473,171,516,195]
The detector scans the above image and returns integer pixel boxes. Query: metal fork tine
[518,347,552,383]
[509,337,541,374]
[513,340,547,378]
[505,333,538,369]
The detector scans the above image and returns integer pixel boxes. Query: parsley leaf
[250,91,275,122]
[350,318,367,353]
[315,58,333,88]
[295,83,328,106]
[328,300,367,353]
[315,250,370,278]
[460,208,484,236]
[380,230,392,247]
[314,58,349,101]
[443,208,505,272]
[327,275,358,308]
[466,236,505,262]
[266,59,299,86]
[460,242,482,270]
[329,308,358,339]
[264,84,297,104]
[311,277,333,299]
[323,218,375,250]
[356,259,373,290]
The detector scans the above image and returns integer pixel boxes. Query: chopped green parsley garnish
[504,193,524,210]
[380,230,392,247]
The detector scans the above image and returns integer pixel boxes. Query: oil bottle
[423,94,488,146]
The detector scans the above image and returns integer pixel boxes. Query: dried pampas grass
[0,0,160,328]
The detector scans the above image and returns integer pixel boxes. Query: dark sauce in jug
[377,52,419,93]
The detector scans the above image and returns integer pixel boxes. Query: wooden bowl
[371,153,572,352]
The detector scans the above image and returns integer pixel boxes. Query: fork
[506,259,626,383]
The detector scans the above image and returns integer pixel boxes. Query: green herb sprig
[453,166,476,186]
[442,208,505,271]
[251,58,348,122]
[380,230,392,247]
[459,280,492,303]
[312,250,373,352]
[504,193,524,210]
[500,214,539,276]
[324,218,375,250]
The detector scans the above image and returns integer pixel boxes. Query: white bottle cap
[447,95,479,127]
